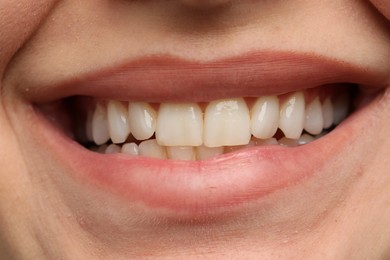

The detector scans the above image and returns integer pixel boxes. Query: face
[1,0,389,259]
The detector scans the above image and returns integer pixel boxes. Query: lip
[23,50,388,215]
[24,51,387,103]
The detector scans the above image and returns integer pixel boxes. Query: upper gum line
[83,88,352,160]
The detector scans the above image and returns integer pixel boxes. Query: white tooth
[279,134,315,147]
[121,143,139,156]
[278,137,299,147]
[156,103,203,146]
[333,93,350,125]
[253,137,278,146]
[279,92,305,139]
[224,143,255,154]
[298,134,315,145]
[107,100,131,144]
[251,96,279,139]
[128,102,157,141]
[92,103,110,145]
[195,146,224,160]
[167,146,195,161]
[105,144,121,154]
[204,98,251,147]
[304,97,324,135]
[322,97,334,129]
[139,139,167,159]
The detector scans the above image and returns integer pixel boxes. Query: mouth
[25,51,387,214]
[48,86,355,157]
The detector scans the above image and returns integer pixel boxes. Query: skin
[0,0,390,259]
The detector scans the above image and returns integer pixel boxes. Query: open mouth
[25,51,386,214]
[43,85,355,160]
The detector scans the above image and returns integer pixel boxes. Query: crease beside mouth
[34,83,368,161]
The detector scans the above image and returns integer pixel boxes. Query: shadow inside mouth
[34,83,366,160]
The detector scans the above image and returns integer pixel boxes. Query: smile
[82,88,349,159]
[25,51,387,215]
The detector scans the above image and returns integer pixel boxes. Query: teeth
[89,89,350,158]
[167,146,195,161]
[304,97,324,135]
[204,98,251,147]
[278,134,315,147]
[278,137,299,147]
[195,146,224,160]
[128,102,157,141]
[105,144,121,154]
[253,137,278,146]
[92,103,110,145]
[333,93,350,125]
[121,143,139,156]
[107,101,131,144]
[156,103,203,146]
[279,92,305,139]
[298,134,316,145]
[224,143,255,154]
[251,96,280,139]
[322,97,334,129]
[139,139,167,159]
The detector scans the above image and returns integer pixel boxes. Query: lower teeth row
[91,133,325,161]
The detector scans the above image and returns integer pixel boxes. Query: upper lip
[23,50,388,103]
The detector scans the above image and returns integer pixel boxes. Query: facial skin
[0,0,389,259]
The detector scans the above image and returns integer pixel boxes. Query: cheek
[369,0,390,20]
[0,1,58,73]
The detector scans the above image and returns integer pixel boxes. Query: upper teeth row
[87,91,350,148]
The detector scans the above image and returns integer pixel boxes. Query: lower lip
[30,103,361,215]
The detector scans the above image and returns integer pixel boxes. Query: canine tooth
[322,97,334,129]
[121,143,139,156]
[92,104,110,145]
[105,144,121,154]
[128,102,157,141]
[195,146,224,160]
[333,93,350,125]
[167,146,195,161]
[204,98,251,147]
[304,97,324,135]
[156,103,203,146]
[251,96,279,139]
[279,92,305,139]
[139,139,167,159]
[107,101,131,144]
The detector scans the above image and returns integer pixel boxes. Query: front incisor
[156,103,203,146]
[204,98,251,147]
